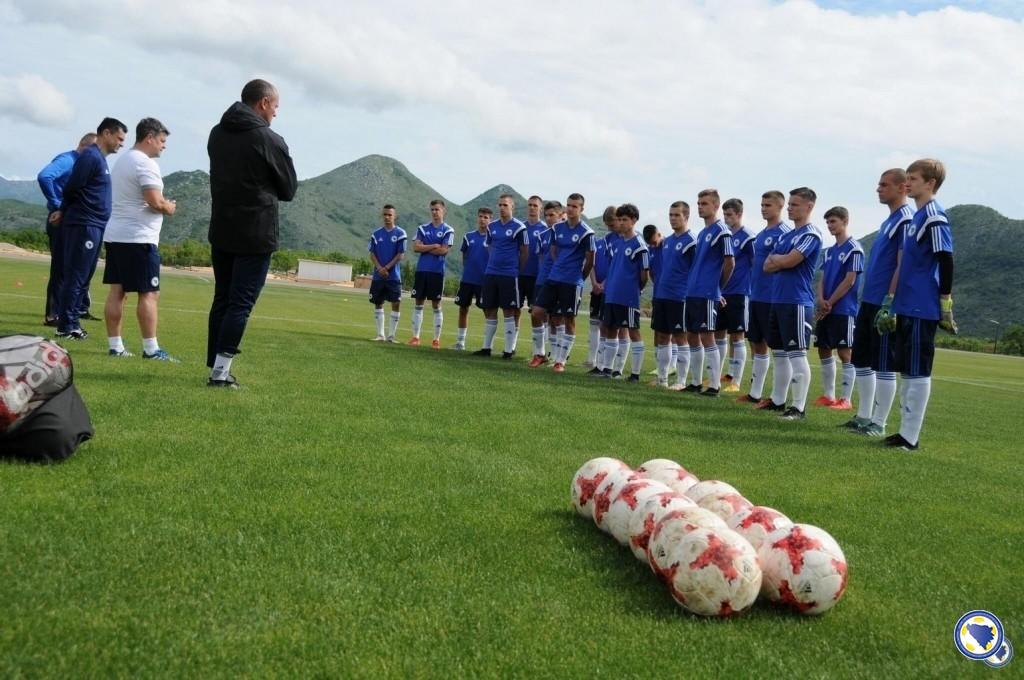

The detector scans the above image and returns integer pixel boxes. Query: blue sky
[1,0,1022,238]
[812,0,1023,19]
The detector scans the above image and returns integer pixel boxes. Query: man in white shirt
[102,118,178,360]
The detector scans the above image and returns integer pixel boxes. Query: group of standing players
[368,159,956,451]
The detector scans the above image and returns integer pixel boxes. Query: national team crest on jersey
[390,235,397,242]
[675,242,683,250]
[505,229,512,236]
[906,225,917,238]
[625,248,633,255]
[705,234,711,242]
[765,237,774,246]
[572,234,579,242]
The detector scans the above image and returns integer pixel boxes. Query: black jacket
[207,102,298,254]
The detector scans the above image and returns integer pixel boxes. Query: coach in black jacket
[205,79,298,388]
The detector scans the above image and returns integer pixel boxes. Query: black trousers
[207,248,271,367]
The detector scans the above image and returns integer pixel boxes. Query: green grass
[1,257,1020,678]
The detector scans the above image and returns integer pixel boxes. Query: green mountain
[0,199,47,229]
[0,177,45,206]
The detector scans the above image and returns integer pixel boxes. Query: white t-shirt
[105,149,164,244]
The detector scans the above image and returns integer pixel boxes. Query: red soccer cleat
[829,398,853,411]
[553,362,565,373]
[813,396,837,407]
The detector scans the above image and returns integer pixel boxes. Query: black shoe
[43,317,59,327]
[207,374,240,389]
[501,351,515,359]
[611,371,623,379]
[595,369,612,379]
[700,387,719,397]
[473,348,492,356]
[683,384,702,393]
[55,328,88,340]
[883,433,918,451]
[587,367,602,375]
[779,406,806,420]
[627,373,640,383]
[79,312,102,321]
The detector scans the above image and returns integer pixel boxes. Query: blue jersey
[653,230,697,301]
[686,220,734,300]
[414,222,455,275]
[521,221,548,277]
[484,218,528,277]
[861,205,913,306]
[37,149,79,212]
[534,227,555,286]
[750,222,792,303]
[821,238,864,316]
[893,200,953,321]
[648,242,664,285]
[368,226,407,282]
[722,226,756,296]
[770,223,823,306]
[460,229,490,285]
[548,220,596,286]
[604,234,649,307]
[593,233,615,283]
[59,144,112,228]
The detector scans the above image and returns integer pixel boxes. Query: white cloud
[0,74,74,127]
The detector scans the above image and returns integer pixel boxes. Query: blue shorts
[747,300,772,345]
[684,297,718,333]
[893,315,937,378]
[651,299,686,334]
[538,281,583,317]
[454,282,483,309]
[602,303,640,330]
[482,274,520,311]
[815,313,855,350]
[412,271,444,302]
[589,292,605,320]
[102,242,161,293]
[720,294,749,334]
[852,302,896,372]
[369,279,401,305]
[518,275,537,308]
[768,304,813,351]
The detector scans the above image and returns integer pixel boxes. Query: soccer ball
[627,493,696,563]
[758,523,848,615]
[647,507,729,580]
[603,479,673,546]
[727,506,794,552]
[591,467,640,531]
[571,457,630,518]
[663,528,762,617]
[697,491,754,521]
[640,463,700,495]
[684,479,740,505]
[636,458,682,477]
[0,335,72,433]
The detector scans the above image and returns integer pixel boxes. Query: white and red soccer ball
[627,492,696,563]
[684,480,740,505]
[727,506,794,551]
[603,478,673,546]
[758,523,848,615]
[571,457,630,518]
[647,507,729,581]
[637,459,700,495]
[697,491,754,521]
[591,467,641,532]
[663,528,762,617]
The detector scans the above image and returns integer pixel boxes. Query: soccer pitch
[1,257,1020,678]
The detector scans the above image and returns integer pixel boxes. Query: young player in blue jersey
[877,159,955,451]
[847,170,913,435]
[453,208,493,350]
[408,199,455,348]
[520,196,547,312]
[589,207,619,375]
[762,187,823,420]
[683,189,735,396]
[652,201,697,389]
[367,205,407,342]
[813,206,863,411]
[475,194,529,358]
[742,191,792,405]
[643,224,664,285]
[599,204,649,380]
[535,193,595,373]
[526,201,561,366]
[718,198,756,393]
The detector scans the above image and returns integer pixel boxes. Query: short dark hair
[430,199,445,207]
[722,198,743,214]
[602,205,617,222]
[762,190,785,203]
[241,79,277,106]
[790,187,817,202]
[670,200,690,217]
[97,117,127,135]
[823,206,849,222]
[382,204,396,212]
[78,132,97,146]
[543,201,561,212]
[136,117,169,143]
[567,192,585,205]
[642,224,659,243]
[615,203,639,220]
[882,168,907,184]
[528,195,543,202]
[498,193,515,203]
[477,207,493,216]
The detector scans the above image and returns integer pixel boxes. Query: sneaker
[883,433,918,451]
[55,329,88,340]
[207,374,240,389]
[842,416,870,430]
[700,387,720,398]
[108,348,134,357]
[553,362,566,373]
[373,335,386,342]
[683,384,702,393]
[611,371,623,379]
[586,366,602,375]
[736,393,759,404]
[829,398,853,411]
[473,348,492,357]
[43,317,59,327]
[386,336,399,344]
[721,383,741,394]
[528,355,547,368]
[779,406,806,420]
[595,369,612,379]
[755,399,786,412]
[627,373,640,383]
[143,348,180,363]
[79,312,102,321]
[860,422,886,437]
[667,383,687,392]
[407,337,421,346]
[813,396,837,407]
[431,339,441,349]
[452,342,465,351]
[501,351,515,360]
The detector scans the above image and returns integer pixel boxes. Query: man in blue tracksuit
[37,132,97,326]
[51,118,128,340]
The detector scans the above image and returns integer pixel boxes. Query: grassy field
[1,256,1021,678]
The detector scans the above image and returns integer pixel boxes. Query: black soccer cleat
[207,374,240,389]
[472,348,492,357]
[611,371,623,379]
[700,387,719,398]
[55,328,88,341]
[883,433,919,451]
[779,406,806,420]
[587,367,603,375]
[682,384,702,393]
[626,373,640,382]
[501,351,515,359]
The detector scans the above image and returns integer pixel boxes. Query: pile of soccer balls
[571,457,848,617]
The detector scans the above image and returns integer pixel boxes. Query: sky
[1,0,1022,237]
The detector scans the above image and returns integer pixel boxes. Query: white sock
[689,345,704,386]
[731,341,747,384]
[706,344,721,389]
[374,309,385,337]
[716,338,728,378]
[560,334,576,365]
[856,368,876,420]
[675,343,690,385]
[613,339,629,373]
[412,305,424,338]
[626,340,643,376]
[656,344,671,383]
[211,352,233,380]
[601,337,617,371]
[789,350,811,411]
[433,308,443,341]
[871,372,898,428]
[483,319,498,349]
[670,343,679,376]
[543,326,550,354]
[821,356,836,400]
[503,317,516,353]
[770,350,791,405]
[532,326,545,357]
[840,362,855,401]
[143,337,159,354]
[587,321,601,364]
[108,336,124,352]
[899,377,932,445]
[751,353,770,399]
[553,327,566,362]
[388,311,400,338]
[457,327,468,344]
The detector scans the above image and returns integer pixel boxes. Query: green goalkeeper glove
[939,297,958,334]
[874,294,897,334]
